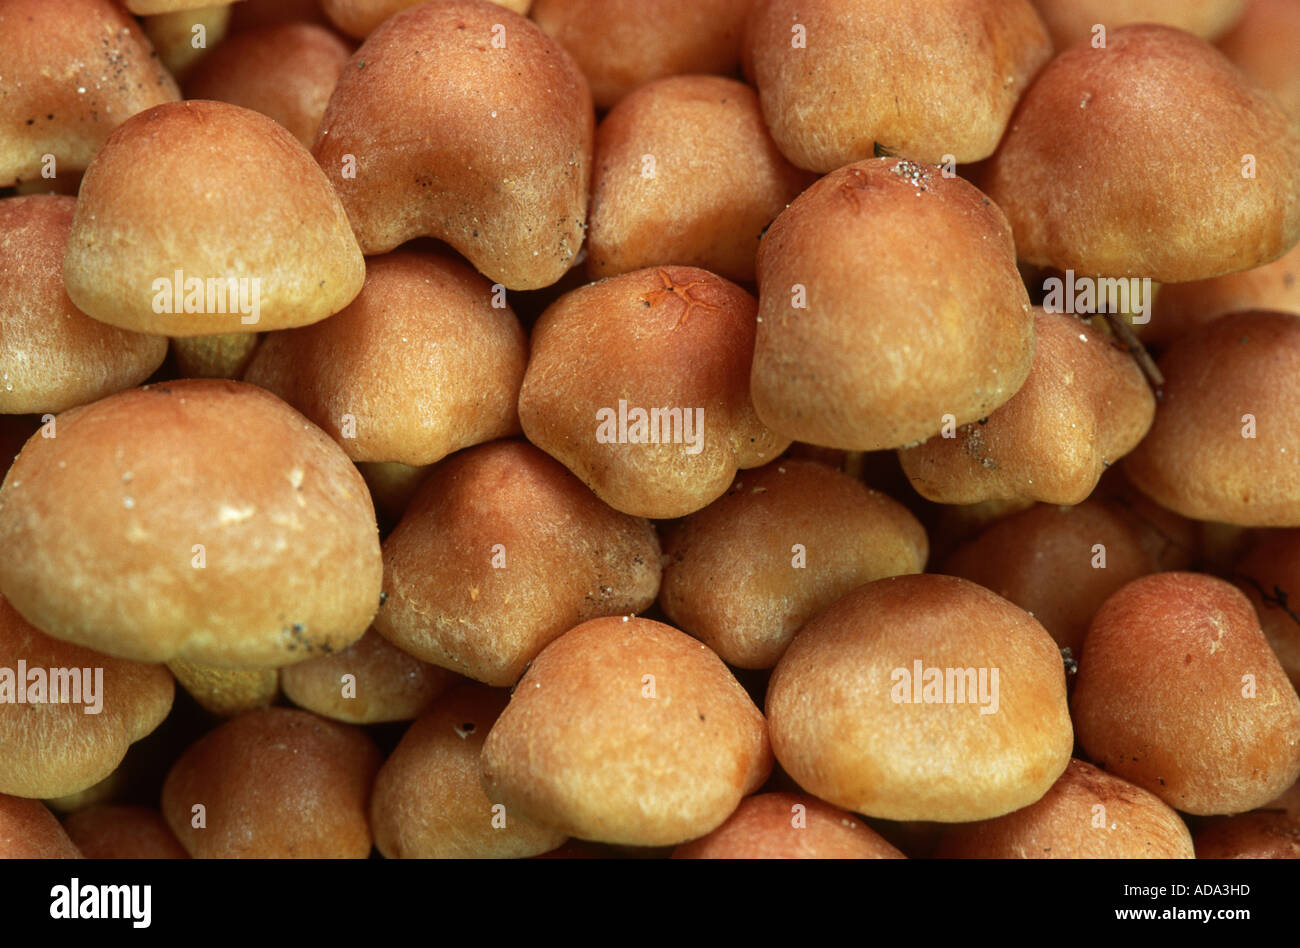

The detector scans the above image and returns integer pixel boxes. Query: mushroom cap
[0,379,382,667]
[312,0,592,289]
[766,573,1074,822]
[984,25,1300,282]
[899,310,1155,505]
[166,659,279,717]
[1072,572,1300,815]
[673,792,905,859]
[751,158,1035,451]
[244,252,527,466]
[1235,531,1300,691]
[62,805,189,859]
[1031,0,1247,49]
[935,759,1195,858]
[480,616,772,846]
[161,708,382,858]
[0,196,168,414]
[747,0,1052,171]
[374,440,662,686]
[63,99,365,336]
[519,266,789,518]
[170,333,261,380]
[1194,811,1300,858]
[0,0,180,187]
[370,683,568,858]
[0,595,174,799]
[587,75,813,284]
[1218,0,1300,126]
[127,0,245,12]
[660,459,928,669]
[0,794,82,858]
[143,5,232,78]
[1124,311,1300,526]
[324,0,533,38]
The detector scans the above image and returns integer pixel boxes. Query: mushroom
[660,459,928,669]
[370,683,568,858]
[750,158,1035,451]
[1031,0,1247,50]
[170,333,262,380]
[0,795,82,858]
[323,0,532,38]
[0,379,382,667]
[1218,0,1300,126]
[480,616,772,846]
[143,5,233,78]
[243,252,527,466]
[0,0,179,188]
[746,0,1052,171]
[765,574,1074,821]
[63,805,189,859]
[166,660,279,717]
[357,461,429,528]
[373,440,661,686]
[672,793,905,859]
[0,196,168,414]
[161,707,382,857]
[126,0,245,13]
[1194,812,1300,858]
[311,0,592,290]
[63,100,365,336]
[1071,572,1300,815]
[1235,530,1300,690]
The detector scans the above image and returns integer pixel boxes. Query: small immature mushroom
[899,310,1155,506]
[660,459,928,669]
[63,100,365,336]
[170,333,261,380]
[63,805,189,859]
[673,793,905,859]
[519,266,789,518]
[1124,311,1300,526]
[370,683,567,858]
[281,628,457,724]
[162,708,381,858]
[0,0,180,187]
[126,0,245,12]
[166,660,279,717]
[746,0,1052,171]
[1030,0,1247,49]
[0,379,382,667]
[1072,572,1300,815]
[0,795,82,858]
[1195,812,1300,858]
[1235,530,1300,690]
[532,0,753,110]
[0,596,174,799]
[935,759,1195,859]
[0,196,167,414]
[1219,0,1300,125]
[323,0,531,38]
[184,23,354,147]
[312,0,592,290]
[44,769,125,815]
[984,25,1300,282]
[244,252,527,466]
[766,574,1074,822]
[480,616,772,846]
[587,76,812,284]
[750,158,1034,451]
[374,440,661,686]
[143,5,233,78]
[357,461,429,526]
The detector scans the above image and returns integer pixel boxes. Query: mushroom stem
[1101,312,1165,395]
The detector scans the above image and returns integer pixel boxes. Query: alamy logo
[595,400,704,455]
[1042,270,1151,324]
[890,660,1000,714]
[50,879,151,928]
[151,269,261,325]
[0,662,103,714]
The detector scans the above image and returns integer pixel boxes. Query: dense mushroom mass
[1,0,1299,868]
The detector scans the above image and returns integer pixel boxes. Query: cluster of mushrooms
[1,0,1300,861]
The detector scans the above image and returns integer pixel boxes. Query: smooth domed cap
[660,459,928,669]
[0,0,180,187]
[244,252,527,465]
[480,616,772,846]
[1072,572,1300,814]
[0,196,167,414]
[984,25,1300,281]
[63,805,188,858]
[751,158,1034,451]
[747,0,1052,171]
[766,574,1074,822]
[1124,311,1300,526]
[519,266,789,518]
[0,379,382,667]
[370,683,568,858]
[673,793,905,859]
[1031,0,1247,49]
[0,795,81,858]
[1235,530,1300,690]
[63,99,365,336]
[324,0,533,39]
[374,440,661,686]
[935,759,1195,858]
[312,0,592,289]
[0,596,173,799]
[161,707,382,858]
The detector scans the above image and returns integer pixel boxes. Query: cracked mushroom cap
[1072,572,1300,815]
[312,0,592,290]
[673,793,905,859]
[244,252,527,466]
[0,795,81,858]
[63,99,365,336]
[480,616,772,847]
[751,158,1035,452]
[0,196,167,415]
[1235,530,1300,691]
[1030,0,1247,49]
[63,805,188,859]
[519,266,790,518]
[746,0,1052,171]
[0,0,180,188]
[984,25,1300,282]
[0,379,382,667]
